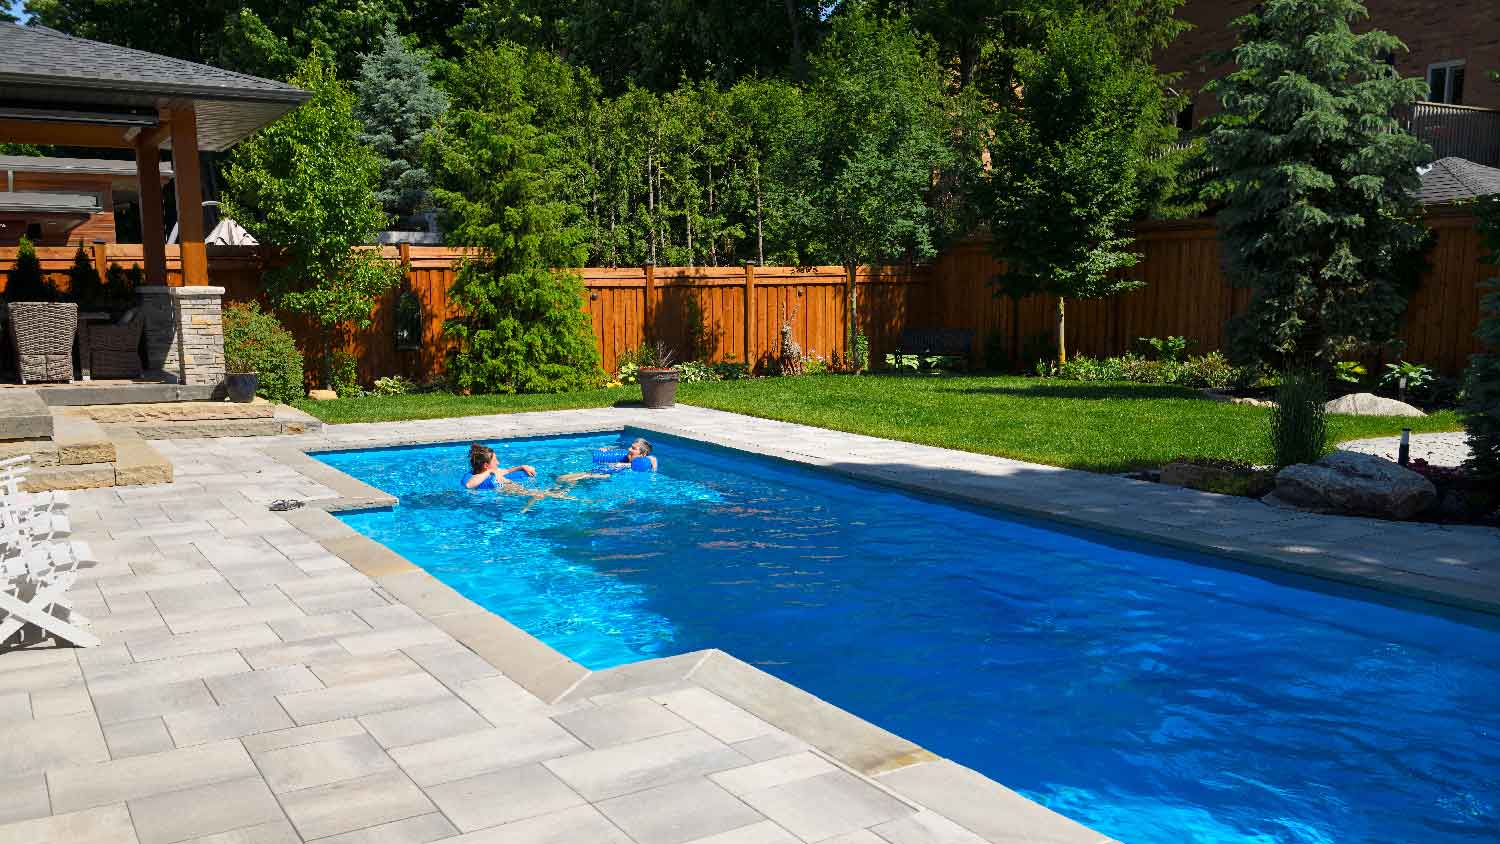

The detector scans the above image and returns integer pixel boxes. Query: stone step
[0,389,53,440]
[112,440,173,486]
[58,399,276,424]
[20,463,115,492]
[0,440,61,468]
[104,405,324,440]
[49,414,116,465]
[34,383,218,406]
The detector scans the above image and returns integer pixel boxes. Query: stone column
[136,285,226,387]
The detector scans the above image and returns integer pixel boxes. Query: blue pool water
[321,432,1500,844]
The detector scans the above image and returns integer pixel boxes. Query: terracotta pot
[639,367,680,408]
[225,372,258,403]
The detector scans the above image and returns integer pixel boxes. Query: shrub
[1269,370,1328,469]
[222,302,305,404]
[4,236,58,302]
[330,350,365,398]
[371,375,415,396]
[711,362,750,380]
[676,361,721,383]
[1052,351,1244,389]
[1135,335,1190,362]
[1465,194,1500,479]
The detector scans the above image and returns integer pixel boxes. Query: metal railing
[1404,101,1500,167]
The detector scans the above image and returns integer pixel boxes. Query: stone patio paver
[4,405,1494,843]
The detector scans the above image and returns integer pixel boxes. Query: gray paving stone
[85,651,251,697]
[267,611,370,643]
[0,653,83,694]
[147,581,249,614]
[426,763,586,832]
[29,683,92,718]
[126,624,279,663]
[681,821,798,844]
[241,719,367,754]
[103,590,158,614]
[355,604,426,629]
[277,770,435,840]
[401,642,501,687]
[0,803,137,844]
[311,812,458,844]
[433,804,631,844]
[872,810,989,844]
[728,733,812,763]
[0,692,29,720]
[544,728,747,802]
[86,609,168,638]
[93,679,217,725]
[223,563,310,591]
[309,652,423,687]
[278,672,453,725]
[710,752,837,795]
[241,637,351,670]
[291,589,391,614]
[74,644,134,672]
[821,831,886,844]
[335,624,450,656]
[736,770,912,842]
[95,569,224,596]
[103,717,176,759]
[164,698,296,747]
[177,819,300,844]
[163,603,306,635]
[652,688,775,744]
[391,718,587,787]
[453,674,550,724]
[357,697,492,749]
[206,665,323,704]
[254,733,396,793]
[0,774,51,825]
[598,778,765,844]
[278,570,376,597]
[554,697,693,748]
[48,739,259,813]
[127,777,285,844]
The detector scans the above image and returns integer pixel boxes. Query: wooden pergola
[0,23,308,286]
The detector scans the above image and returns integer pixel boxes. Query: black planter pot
[639,368,680,408]
[225,372,259,403]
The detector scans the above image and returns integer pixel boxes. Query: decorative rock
[1268,452,1437,520]
[1200,389,1275,408]
[1324,392,1425,417]
[308,390,339,401]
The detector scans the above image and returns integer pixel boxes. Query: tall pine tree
[1463,190,1500,480]
[354,24,449,226]
[1206,0,1430,370]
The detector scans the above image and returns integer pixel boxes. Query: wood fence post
[643,263,656,346]
[397,242,412,275]
[91,241,109,285]
[744,261,757,367]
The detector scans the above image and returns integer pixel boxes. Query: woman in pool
[556,438,657,484]
[464,443,537,490]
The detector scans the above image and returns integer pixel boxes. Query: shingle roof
[0,155,173,178]
[0,23,309,151]
[0,191,101,215]
[1418,157,1500,205]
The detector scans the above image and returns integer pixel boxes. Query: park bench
[886,328,975,372]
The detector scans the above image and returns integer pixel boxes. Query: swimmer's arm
[501,464,537,477]
[464,472,489,489]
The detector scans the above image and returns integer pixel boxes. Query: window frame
[1427,59,1467,104]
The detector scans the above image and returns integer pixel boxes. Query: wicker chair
[88,309,144,380]
[6,303,77,384]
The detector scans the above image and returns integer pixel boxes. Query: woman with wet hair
[464,443,537,490]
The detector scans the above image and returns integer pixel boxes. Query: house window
[1176,101,1195,133]
[1428,60,1466,104]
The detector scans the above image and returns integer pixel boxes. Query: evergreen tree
[355,24,449,226]
[221,50,400,388]
[1205,0,1430,370]
[2,237,58,303]
[980,11,1162,364]
[431,44,603,394]
[1463,191,1500,480]
[793,6,951,362]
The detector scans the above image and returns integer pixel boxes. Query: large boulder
[1267,452,1437,520]
[1325,392,1425,417]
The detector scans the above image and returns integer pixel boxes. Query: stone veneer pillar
[136,286,227,387]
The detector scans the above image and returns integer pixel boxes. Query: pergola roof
[0,23,309,151]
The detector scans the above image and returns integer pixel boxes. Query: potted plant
[224,349,259,403]
[637,342,680,409]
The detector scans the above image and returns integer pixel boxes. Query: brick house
[1157,1,1500,134]
[0,155,174,246]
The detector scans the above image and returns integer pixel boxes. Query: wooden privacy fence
[0,207,1492,382]
[925,209,1494,375]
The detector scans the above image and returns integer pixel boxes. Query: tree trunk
[320,325,334,391]
[1056,298,1067,365]
[647,153,657,265]
[846,263,859,372]
[754,165,765,266]
[784,0,803,66]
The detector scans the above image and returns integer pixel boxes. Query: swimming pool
[320,431,1500,844]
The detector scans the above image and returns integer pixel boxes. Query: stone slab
[597,778,764,844]
[127,776,284,844]
[0,439,59,467]
[878,761,1105,844]
[113,440,173,487]
[48,739,259,813]
[20,462,114,492]
[0,804,137,844]
[50,414,115,465]
[65,401,275,424]
[123,419,293,439]
[35,383,217,407]
[426,763,586,833]
[276,770,435,841]
[0,389,52,440]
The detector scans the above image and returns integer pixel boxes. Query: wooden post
[134,138,167,286]
[169,106,208,286]
[91,241,108,283]
[743,261,757,367]
[643,263,656,346]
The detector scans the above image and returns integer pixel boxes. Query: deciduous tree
[1463,189,1500,480]
[220,51,400,388]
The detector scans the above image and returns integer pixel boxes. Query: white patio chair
[0,458,97,649]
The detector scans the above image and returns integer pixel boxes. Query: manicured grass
[295,374,1463,473]
[293,386,639,423]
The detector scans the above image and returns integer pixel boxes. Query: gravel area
[1338,431,1472,467]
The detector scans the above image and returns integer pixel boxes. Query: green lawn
[295,375,1462,473]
